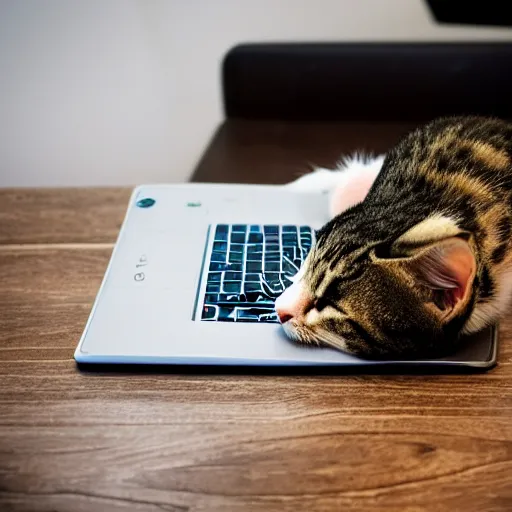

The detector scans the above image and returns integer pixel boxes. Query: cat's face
[275,210,477,359]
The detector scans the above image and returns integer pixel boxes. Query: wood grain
[1,244,512,511]
[2,121,512,511]
[0,187,131,245]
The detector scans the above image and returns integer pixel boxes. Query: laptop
[74,183,498,370]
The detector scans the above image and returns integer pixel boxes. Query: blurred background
[0,0,511,187]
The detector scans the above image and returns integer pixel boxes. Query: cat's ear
[403,237,476,314]
[374,236,476,319]
[373,215,476,319]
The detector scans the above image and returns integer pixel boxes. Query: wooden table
[2,120,512,512]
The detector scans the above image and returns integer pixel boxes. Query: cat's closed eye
[313,297,329,312]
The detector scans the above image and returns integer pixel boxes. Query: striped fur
[282,116,512,359]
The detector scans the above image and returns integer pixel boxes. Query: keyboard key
[231,232,246,244]
[202,306,217,320]
[225,263,243,271]
[218,307,235,321]
[248,232,263,244]
[282,225,297,233]
[260,312,280,322]
[245,273,260,282]
[246,261,262,273]
[263,272,281,284]
[265,235,280,244]
[213,242,227,252]
[205,293,219,303]
[215,225,229,241]
[245,293,273,305]
[283,275,294,287]
[264,225,279,235]
[236,309,261,321]
[232,224,247,233]
[282,234,298,245]
[224,271,242,281]
[244,307,276,320]
[229,252,243,263]
[211,251,226,263]
[265,251,280,261]
[230,243,245,253]
[219,293,241,302]
[250,225,262,233]
[264,279,285,294]
[282,248,294,259]
[283,259,299,275]
[247,244,263,255]
[300,226,312,233]
[223,281,242,294]
[208,272,221,282]
[264,261,280,272]
[246,252,262,262]
[265,243,280,252]
[209,262,230,271]
[244,282,262,293]
[206,283,221,293]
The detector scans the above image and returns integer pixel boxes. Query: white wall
[0,0,511,187]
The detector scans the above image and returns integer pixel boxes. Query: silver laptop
[74,184,498,370]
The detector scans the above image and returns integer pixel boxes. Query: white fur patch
[465,266,512,334]
[335,153,385,177]
[285,167,343,193]
[329,154,384,216]
[286,153,385,217]
[397,214,461,245]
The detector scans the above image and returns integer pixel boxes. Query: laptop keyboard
[200,224,315,323]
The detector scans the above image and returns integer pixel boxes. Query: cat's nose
[275,282,313,324]
[277,311,293,324]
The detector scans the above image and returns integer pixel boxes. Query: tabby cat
[275,116,512,359]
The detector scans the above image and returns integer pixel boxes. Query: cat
[274,116,512,359]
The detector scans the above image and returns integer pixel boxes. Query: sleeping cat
[275,116,512,359]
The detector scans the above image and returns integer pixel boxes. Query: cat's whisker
[315,328,347,351]
[283,320,321,346]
